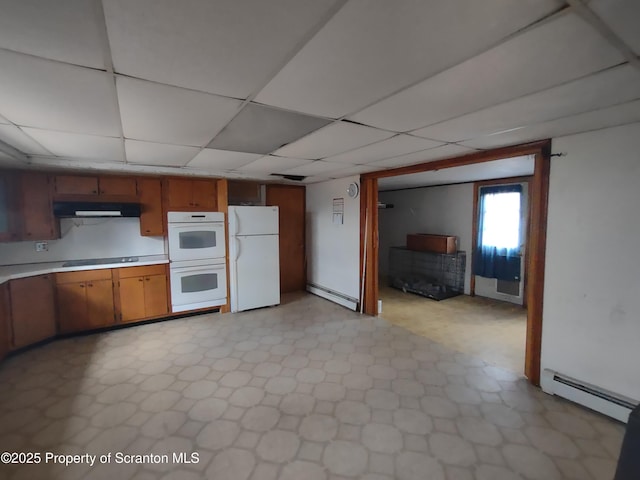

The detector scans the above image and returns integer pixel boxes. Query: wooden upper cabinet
[138,178,164,236]
[10,274,57,349]
[165,178,217,211]
[98,177,137,196]
[0,171,19,242]
[54,175,98,196]
[19,172,60,240]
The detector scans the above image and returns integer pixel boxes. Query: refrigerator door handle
[233,209,240,236]
[235,237,241,261]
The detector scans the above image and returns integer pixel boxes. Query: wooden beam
[360,177,379,315]
[217,179,231,314]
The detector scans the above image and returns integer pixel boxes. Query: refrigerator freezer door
[229,206,279,236]
[230,234,280,312]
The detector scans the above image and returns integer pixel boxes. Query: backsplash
[0,218,165,266]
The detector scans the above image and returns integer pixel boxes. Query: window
[475,184,522,281]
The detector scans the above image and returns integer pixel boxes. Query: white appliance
[228,206,280,313]
[167,212,227,312]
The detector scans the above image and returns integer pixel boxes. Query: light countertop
[0,254,169,284]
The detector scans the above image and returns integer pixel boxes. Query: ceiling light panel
[255,0,562,118]
[187,149,262,171]
[324,135,442,164]
[459,99,640,150]
[413,65,640,142]
[369,144,477,169]
[237,155,312,174]
[21,128,123,162]
[102,0,340,98]
[0,0,106,69]
[0,51,120,136]
[208,103,330,154]
[125,139,199,167]
[0,124,51,155]
[281,160,352,176]
[590,0,640,54]
[117,77,243,147]
[274,121,394,159]
[350,13,625,132]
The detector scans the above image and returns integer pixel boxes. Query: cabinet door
[57,282,89,333]
[54,175,98,195]
[99,176,137,197]
[20,173,59,240]
[119,277,146,322]
[138,178,164,236]
[192,179,217,209]
[85,279,115,328]
[0,172,19,242]
[0,283,10,360]
[144,274,168,318]
[166,179,193,209]
[10,275,56,349]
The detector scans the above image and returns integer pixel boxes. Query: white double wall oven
[167,212,227,312]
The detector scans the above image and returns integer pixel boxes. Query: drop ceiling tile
[459,99,640,149]
[350,13,624,132]
[327,164,384,178]
[413,65,640,142]
[301,176,333,184]
[0,124,51,155]
[0,50,120,136]
[102,0,340,98]
[117,76,243,147]
[237,155,312,174]
[21,128,123,161]
[125,140,199,167]
[590,0,640,54]
[368,144,477,169]
[281,160,353,176]
[0,114,9,124]
[209,103,330,154]
[187,149,262,171]
[323,135,442,164]
[0,0,105,68]
[274,121,394,159]
[255,0,563,118]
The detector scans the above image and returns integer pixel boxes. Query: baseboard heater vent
[307,283,358,311]
[541,369,637,423]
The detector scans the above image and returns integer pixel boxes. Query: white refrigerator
[228,206,280,312]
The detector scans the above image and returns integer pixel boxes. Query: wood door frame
[360,140,551,385]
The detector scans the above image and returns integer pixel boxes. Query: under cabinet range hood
[53,201,142,218]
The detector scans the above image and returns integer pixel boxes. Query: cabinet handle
[79,284,85,288]
[138,278,143,282]
[145,277,150,281]
[88,283,93,287]
[92,190,98,194]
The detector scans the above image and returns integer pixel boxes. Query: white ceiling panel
[0,124,51,155]
[255,0,563,118]
[368,144,478,169]
[187,149,261,171]
[237,155,312,174]
[459,100,640,149]
[414,65,640,142]
[351,13,625,132]
[103,0,341,98]
[301,176,333,184]
[0,114,10,124]
[117,76,243,147]
[378,156,534,191]
[22,128,123,161]
[0,50,120,136]
[274,121,394,159]
[324,135,442,164]
[590,0,640,54]
[327,164,385,178]
[125,140,199,167]
[0,0,105,68]
[281,160,354,176]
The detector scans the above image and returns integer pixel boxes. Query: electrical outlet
[35,241,48,252]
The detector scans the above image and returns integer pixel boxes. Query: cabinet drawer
[117,264,166,279]
[56,269,113,284]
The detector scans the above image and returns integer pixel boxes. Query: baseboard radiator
[541,369,636,423]
[306,283,358,311]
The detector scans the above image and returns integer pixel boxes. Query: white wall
[542,122,640,401]
[0,217,165,265]
[306,176,360,304]
[378,183,473,294]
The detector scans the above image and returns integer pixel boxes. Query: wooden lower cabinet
[10,275,56,349]
[0,283,11,359]
[117,265,168,322]
[56,270,115,333]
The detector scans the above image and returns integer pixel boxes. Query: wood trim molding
[216,179,231,314]
[360,177,379,315]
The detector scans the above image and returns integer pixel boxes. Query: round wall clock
[347,182,359,198]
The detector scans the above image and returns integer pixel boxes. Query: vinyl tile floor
[0,293,624,480]
[379,285,527,375]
